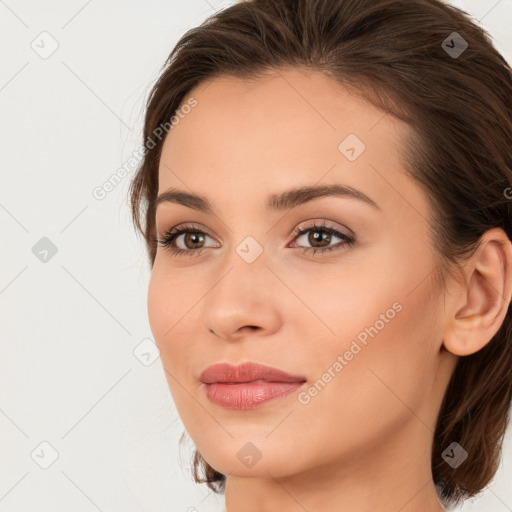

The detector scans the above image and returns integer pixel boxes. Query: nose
[200,254,282,342]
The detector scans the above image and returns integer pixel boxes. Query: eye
[154,223,219,257]
[289,220,355,255]
[154,220,355,257]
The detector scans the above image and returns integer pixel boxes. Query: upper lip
[199,362,307,384]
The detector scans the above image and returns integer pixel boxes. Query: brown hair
[128,0,512,507]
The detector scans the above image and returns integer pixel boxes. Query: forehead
[162,68,404,161]
[157,68,428,221]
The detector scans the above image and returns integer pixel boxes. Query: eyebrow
[155,184,381,213]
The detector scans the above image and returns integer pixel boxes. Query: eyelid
[290,218,354,239]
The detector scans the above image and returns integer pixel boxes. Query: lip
[199,362,306,384]
[199,362,307,410]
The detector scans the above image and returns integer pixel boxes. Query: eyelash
[154,221,355,258]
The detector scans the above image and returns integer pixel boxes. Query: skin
[147,67,512,512]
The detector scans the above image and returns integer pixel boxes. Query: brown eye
[290,222,355,255]
[155,224,219,256]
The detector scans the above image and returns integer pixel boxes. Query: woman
[129,0,512,510]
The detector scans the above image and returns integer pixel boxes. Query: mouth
[199,361,307,409]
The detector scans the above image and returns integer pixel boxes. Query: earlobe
[443,228,512,357]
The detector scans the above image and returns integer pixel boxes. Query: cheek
[147,262,204,387]
[147,260,199,347]
[300,270,441,442]
[147,265,187,381]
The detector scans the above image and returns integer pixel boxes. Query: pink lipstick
[199,362,307,410]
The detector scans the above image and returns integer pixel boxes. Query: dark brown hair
[128,0,512,507]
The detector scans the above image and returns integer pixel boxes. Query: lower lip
[202,380,306,409]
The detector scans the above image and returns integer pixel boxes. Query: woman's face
[148,68,456,480]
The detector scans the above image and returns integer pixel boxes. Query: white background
[1,1,511,511]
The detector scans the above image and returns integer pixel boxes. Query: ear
[443,228,512,356]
